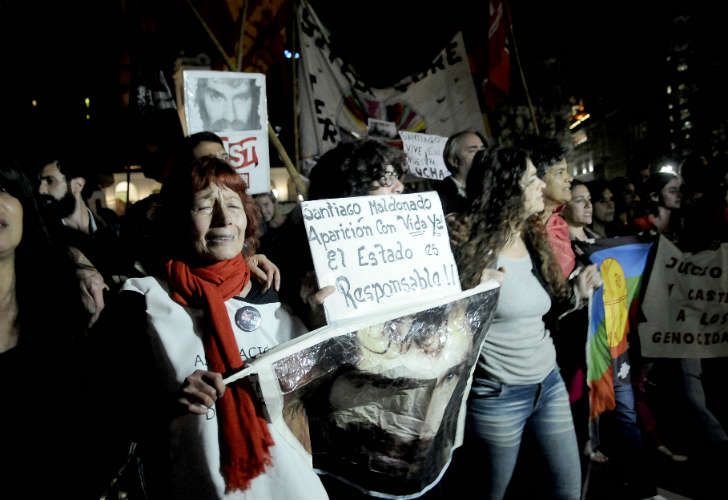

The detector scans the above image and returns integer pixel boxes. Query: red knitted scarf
[166,254,273,492]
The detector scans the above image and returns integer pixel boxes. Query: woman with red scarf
[117,157,327,499]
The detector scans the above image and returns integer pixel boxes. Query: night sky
[1,1,723,166]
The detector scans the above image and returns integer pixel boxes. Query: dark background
[1,1,724,173]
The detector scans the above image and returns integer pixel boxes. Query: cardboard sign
[367,118,398,139]
[399,131,450,180]
[182,70,270,194]
[640,236,728,358]
[302,192,461,322]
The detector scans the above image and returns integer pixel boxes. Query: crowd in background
[2,127,727,500]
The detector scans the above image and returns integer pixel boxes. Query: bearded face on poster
[272,289,498,497]
[195,77,262,132]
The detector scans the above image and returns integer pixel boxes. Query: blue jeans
[466,367,581,500]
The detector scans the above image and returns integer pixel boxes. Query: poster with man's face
[226,283,499,498]
[183,70,270,194]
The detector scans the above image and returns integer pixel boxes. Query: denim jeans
[466,367,581,500]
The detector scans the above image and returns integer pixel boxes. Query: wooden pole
[235,1,249,71]
[504,1,540,135]
[269,122,307,197]
[291,15,301,174]
[185,0,306,197]
[184,0,236,70]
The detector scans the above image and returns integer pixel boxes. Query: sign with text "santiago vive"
[302,192,461,322]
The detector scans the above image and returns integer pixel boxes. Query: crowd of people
[2,127,727,500]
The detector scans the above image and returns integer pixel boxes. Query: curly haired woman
[456,147,601,500]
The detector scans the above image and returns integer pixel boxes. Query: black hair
[459,147,570,299]
[520,136,567,178]
[640,172,680,216]
[187,131,224,151]
[0,161,87,345]
[307,139,406,200]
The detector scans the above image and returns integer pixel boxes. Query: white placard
[182,70,270,194]
[399,131,450,180]
[302,192,461,322]
[367,118,398,139]
[640,236,728,358]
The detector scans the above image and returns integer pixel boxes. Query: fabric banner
[583,236,654,418]
[640,236,728,358]
[483,0,511,108]
[225,283,499,499]
[182,70,270,194]
[296,0,484,173]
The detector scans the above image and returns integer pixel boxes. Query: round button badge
[235,305,262,332]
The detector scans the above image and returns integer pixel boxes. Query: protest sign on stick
[183,70,270,194]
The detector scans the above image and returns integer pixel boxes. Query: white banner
[640,236,728,358]
[296,0,484,173]
[399,131,450,180]
[183,70,270,194]
[302,192,460,322]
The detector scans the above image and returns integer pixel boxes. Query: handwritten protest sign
[302,192,460,322]
[399,131,450,180]
[183,70,270,194]
[640,236,728,357]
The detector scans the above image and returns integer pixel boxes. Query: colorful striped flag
[584,237,654,418]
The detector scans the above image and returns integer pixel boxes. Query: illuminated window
[682,121,693,130]
[680,109,691,120]
[677,63,688,72]
[666,85,672,94]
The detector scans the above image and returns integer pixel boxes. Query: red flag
[483,0,511,108]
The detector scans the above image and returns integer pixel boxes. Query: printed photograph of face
[273,289,498,497]
[196,77,261,132]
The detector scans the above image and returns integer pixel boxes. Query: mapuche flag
[580,236,654,418]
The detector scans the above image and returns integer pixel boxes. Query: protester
[563,180,667,499]
[588,179,617,238]
[609,176,641,235]
[436,130,486,215]
[523,136,575,278]
[37,158,127,284]
[0,161,101,497]
[457,146,601,499]
[108,156,327,499]
[633,172,682,240]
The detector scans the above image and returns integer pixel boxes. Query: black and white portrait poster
[183,70,270,194]
[225,283,499,498]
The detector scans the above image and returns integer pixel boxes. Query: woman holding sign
[457,147,601,499]
[109,157,326,499]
